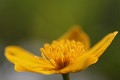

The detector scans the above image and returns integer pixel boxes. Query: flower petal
[58,25,90,50]
[83,31,118,68]
[87,31,118,57]
[5,46,55,74]
[15,64,55,75]
[59,54,95,73]
[59,31,118,73]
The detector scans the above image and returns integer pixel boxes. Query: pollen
[40,39,85,70]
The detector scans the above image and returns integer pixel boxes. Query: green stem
[62,73,70,80]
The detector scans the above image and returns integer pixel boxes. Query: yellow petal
[59,54,94,73]
[58,25,90,50]
[87,31,118,57]
[83,31,118,68]
[5,46,55,74]
[15,64,55,75]
[59,31,118,73]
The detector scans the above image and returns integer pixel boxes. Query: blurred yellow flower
[5,26,118,74]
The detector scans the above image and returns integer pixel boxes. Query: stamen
[40,39,85,69]
[34,56,40,60]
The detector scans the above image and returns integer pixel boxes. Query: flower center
[40,39,85,69]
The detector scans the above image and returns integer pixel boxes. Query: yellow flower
[5,26,118,75]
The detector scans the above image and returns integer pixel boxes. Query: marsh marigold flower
[5,26,118,75]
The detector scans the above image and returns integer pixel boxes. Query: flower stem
[62,73,70,80]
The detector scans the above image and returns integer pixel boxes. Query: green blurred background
[0,0,120,80]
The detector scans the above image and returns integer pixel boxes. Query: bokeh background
[0,0,120,80]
